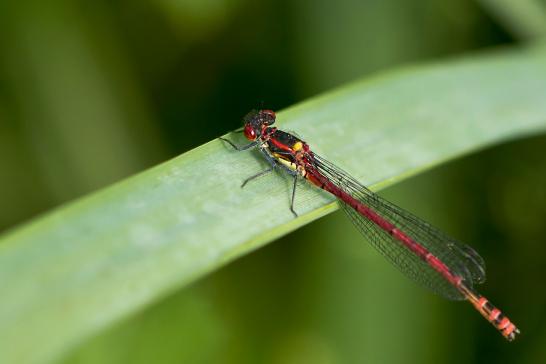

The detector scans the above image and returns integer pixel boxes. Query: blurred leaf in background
[0,0,545,363]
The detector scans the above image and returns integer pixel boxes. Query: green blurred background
[1,0,545,363]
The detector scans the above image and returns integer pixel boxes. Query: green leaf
[2,45,546,364]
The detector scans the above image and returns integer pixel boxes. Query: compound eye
[243,124,257,140]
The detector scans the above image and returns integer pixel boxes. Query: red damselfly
[220,109,519,341]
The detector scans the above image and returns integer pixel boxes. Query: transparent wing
[311,153,486,301]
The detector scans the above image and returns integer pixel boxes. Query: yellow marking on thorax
[292,141,303,151]
[272,152,307,177]
[273,152,297,171]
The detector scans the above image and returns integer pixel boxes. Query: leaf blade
[2,46,546,364]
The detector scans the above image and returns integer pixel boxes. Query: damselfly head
[259,109,276,123]
[242,109,276,140]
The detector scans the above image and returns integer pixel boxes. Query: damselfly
[220,109,519,341]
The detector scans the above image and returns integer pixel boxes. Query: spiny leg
[221,134,300,217]
[290,174,298,217]
[274,162,300,217]
[241,167,274,188]
[219,137,258,151]
[240,149,278,188]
